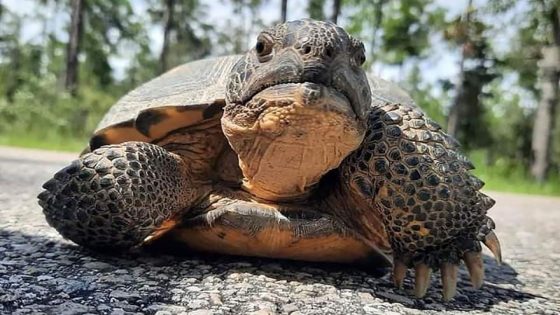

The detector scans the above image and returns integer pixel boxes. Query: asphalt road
[0,146,559,315]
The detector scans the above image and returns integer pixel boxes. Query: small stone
[187,310,213,315]
[110,309,125,315]
[282,303,298,313]
[146,304,187,313]
[0,293,18,302]
[83,261,113,271]
[96,304,111,311]
[363,304,382,313]
[60,280,88,294]
[109,290,140,300]
[375,291,414,306]
[37,275,53,281]
[187,299,209,309]
[54,301,92,315]
[358,292,375,302]
[209,293,222,305]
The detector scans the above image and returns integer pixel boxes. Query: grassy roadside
[0,133,85,152]
[2,133,559,196]
[469,151,560,196]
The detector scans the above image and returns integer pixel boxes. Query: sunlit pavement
[0,146,558,314]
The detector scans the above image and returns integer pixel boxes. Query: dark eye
[354,50,366,66]
[255,34,273,57]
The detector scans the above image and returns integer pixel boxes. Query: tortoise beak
[301,59,371,121]
[330,64,371,121]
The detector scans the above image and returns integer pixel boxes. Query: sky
[3,0,521,97]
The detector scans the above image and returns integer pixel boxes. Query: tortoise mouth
[244,82,359,120]
[262,82,355,116]
[241,81,362,119]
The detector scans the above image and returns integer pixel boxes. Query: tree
[307,0,340,24]
[531,2,560,182]
[215,0,264,55]
[160,0,175,73]
[331,0,341,24]
[60,0,142,94]
[150,0,212,73]
[64,0,84,95]
[444,1,498,149]
[491,0,560,181]
[281,0,288,22]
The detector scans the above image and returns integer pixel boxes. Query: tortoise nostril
[326,47,333,58]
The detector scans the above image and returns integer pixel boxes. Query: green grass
[469,150,560,196]
[0,132,85,152]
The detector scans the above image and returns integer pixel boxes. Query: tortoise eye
[354,50,366,66]
[255,34,273,58]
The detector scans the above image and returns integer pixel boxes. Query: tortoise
[38,19,501,301]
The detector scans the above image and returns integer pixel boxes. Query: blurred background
[0,0,558,195]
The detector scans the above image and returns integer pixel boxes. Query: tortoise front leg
[333,103,501,301]
[38,142,210,250]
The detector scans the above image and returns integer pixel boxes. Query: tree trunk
[281,0,288,23]
[159,0,175,74]
[368,0,385,63]
[65,0,84,96]
[446,0,472,139]
[531,6,560,182]
[531,46,560,182]
[330,0,341,24]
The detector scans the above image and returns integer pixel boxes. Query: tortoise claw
[414,263,431,298]
[463,251,484,289]
[440,263,458,301]
[393,259,408,289]
[483,231,502,264]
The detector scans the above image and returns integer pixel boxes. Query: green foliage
[346,0,445,66]
[469,150,560,196]
[215,0,265,55]
[482,82,534,166]
[307,0,326,20]
[0,73,117,147]
[442,4,500,151]
[402,63,446,125]
[148,0,213,69]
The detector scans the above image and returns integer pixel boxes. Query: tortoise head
[225,19,371,121]
[222,19,372,201]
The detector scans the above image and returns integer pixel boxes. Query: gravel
[0,146,559,314]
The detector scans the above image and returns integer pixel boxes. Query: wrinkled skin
[38,19,501,302]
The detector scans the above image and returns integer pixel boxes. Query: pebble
[83,261,113,271]
[109,290,141,300]
[282,303,299,313]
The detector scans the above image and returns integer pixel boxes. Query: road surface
[0,146,558,314]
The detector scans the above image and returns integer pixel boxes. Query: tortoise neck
[154,120,226,178]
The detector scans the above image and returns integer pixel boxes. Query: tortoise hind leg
[38,141,209,251]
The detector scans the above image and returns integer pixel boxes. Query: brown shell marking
[89,56,241,151]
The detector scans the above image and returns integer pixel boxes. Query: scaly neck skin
[237,135,353,202]
[221,97,365,203]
